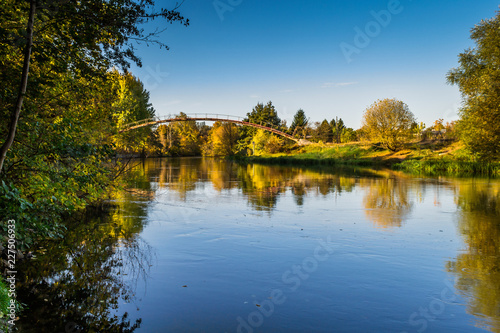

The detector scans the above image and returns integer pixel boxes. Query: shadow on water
[13,157,500,332]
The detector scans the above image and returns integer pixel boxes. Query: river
[15,157,500,332]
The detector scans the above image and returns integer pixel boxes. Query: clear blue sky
[129,0,499,129]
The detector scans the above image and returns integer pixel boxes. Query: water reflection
[136,158,374,213]
[130,158,417,224]
[362,177,414,228]
[446,181,500,332]
[14,157,500,332]
[16,195,152,333]
[128,158,500,332]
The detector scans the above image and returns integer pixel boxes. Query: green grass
[234,141,500,177]
[236,144,385,167]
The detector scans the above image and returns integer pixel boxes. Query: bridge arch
[118,114,310,145]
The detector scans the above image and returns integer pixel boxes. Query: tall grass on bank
[234,145,385,167]
[395,159,500,177]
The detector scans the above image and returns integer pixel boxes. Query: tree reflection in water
[16,158,500,332]
[16,195,153,333]
[361,177,414,228]
[119,159,500,332]
[447,182,500,332]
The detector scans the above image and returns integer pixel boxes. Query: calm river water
[16,157,500,332]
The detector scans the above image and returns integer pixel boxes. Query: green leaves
[245,102,281,130]
[290,109,309,137]
[447,10,500,161]
[362,98,416,151]
[0,0,189,251]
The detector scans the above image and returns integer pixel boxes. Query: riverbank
[234,141,500,177]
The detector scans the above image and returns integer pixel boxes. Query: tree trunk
[0,0,36,174]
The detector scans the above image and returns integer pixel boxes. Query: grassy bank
[234,141,500,177]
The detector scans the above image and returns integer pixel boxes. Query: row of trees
[133,101,361,157]
[137,98,460,156]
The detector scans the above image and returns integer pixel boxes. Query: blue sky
[130,0,499,129]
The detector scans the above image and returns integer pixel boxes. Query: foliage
[341,127,358,142]
[315,119,333,143]
[245,101,281,127]
[242,101,281,138]
[265,135,284,154]
[446,10,500,161]
[0,0,189,171]
[0,0,188,249]
[248,129,284,155]
[330,118,346,143]
[362,98,416,151]
[154,114,205,156]
[0,276,9,329]
[0,73,118,249]
[289,109,309,138]
[112,72,157,155]
[202,122,240,156]
[251,129,270,155]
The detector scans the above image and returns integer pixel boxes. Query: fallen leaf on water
[182,285,187,288]
[256,304,261,307]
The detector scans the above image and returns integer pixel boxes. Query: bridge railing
[119,113,284,130]
[117,113,306,142]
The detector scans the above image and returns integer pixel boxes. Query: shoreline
[231,142,500,177]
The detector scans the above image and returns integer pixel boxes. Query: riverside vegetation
[238,140,500,177]
[1,1,500,326]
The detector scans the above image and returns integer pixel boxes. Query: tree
[0,0,189,173]
[316,119,333,143]
[289,109,309,138]
[203,122,239,156]
[240,101,281,147]
[0,0,189,251]
[330,117,346,144]
[0,0,36,173]
[171,113,203,156]
[245,101,281,129]
[362,98,416,151]
[250,129,283,155]
[341,128,358,142]
[112,72,156,155]
[447,9,500,161]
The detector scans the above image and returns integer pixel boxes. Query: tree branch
[0,0,36,174]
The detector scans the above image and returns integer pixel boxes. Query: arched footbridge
[119,113,311,145]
